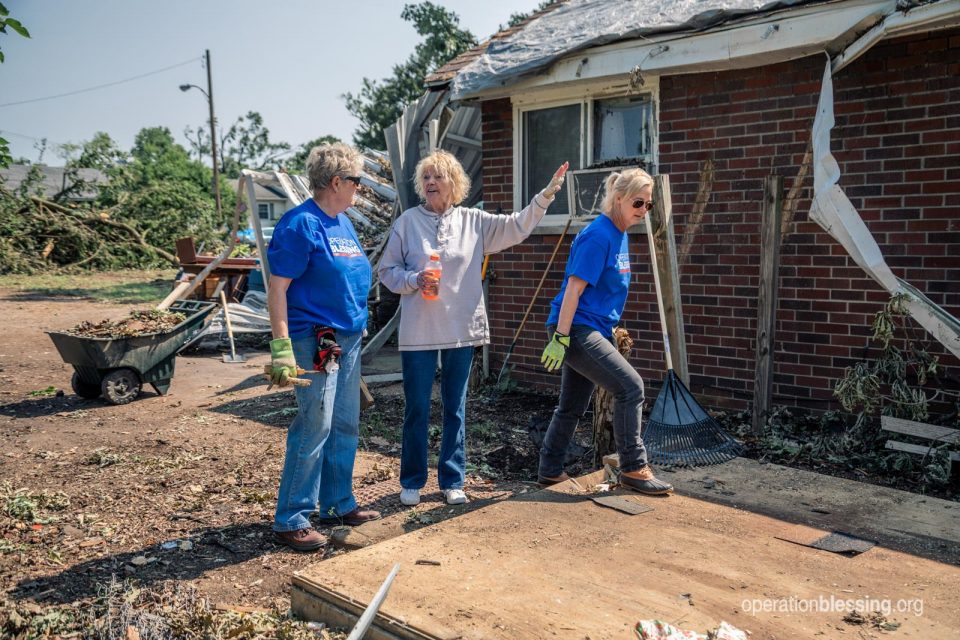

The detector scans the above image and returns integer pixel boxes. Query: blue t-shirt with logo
[267,199,371,338]
[547,214,630,337]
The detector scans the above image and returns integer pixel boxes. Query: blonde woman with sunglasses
[538,168,673,496]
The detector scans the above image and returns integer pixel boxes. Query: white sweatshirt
[377,198,548,350]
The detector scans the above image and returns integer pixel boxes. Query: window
[522,104,582,217]
[258,203,274,220]
[517,90,656,218]
[593,95,653,164]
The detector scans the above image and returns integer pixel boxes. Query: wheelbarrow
[47,300,218,405]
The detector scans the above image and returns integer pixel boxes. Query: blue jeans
[539,324,648,477]
[273,330,362,532]
[400,347,473,491]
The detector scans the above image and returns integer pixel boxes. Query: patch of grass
[0,269,176,304]
[26,386,58,397]
[1,483,70,523]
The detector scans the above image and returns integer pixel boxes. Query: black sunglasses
[632,198,655,211]
[341,175,362,186]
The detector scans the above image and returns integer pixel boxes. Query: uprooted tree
[0,128,229,273]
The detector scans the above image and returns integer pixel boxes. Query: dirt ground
[2,279,957,639]
[0,283,559,635]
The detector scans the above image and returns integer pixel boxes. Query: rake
[642,212,742,467]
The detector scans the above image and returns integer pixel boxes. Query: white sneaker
[444,489,467,505]
[399,488,420,506]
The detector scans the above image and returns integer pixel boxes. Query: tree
[284,135,341,174]
[186,110,290,179]
[343,2,476,150]
[504,0,559,29]
[0,2,30,168]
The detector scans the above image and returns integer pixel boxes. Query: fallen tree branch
[29,195,179,267]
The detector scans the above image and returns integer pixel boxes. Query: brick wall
[482,29,960,412]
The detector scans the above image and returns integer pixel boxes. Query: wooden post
[649,175,688,385]
[752,175,784,434]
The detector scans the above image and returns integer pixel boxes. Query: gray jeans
[539,324,648,476]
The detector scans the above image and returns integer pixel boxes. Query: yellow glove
[269,338,297,387]
[540,331,571,372]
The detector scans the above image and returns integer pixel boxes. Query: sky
[0,0,543,165]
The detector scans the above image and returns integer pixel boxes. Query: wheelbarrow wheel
[101,368,141,405]
[71,372,101,400]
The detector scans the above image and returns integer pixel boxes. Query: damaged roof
[446,0,838,99]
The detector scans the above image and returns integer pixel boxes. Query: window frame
[512,79,659,226]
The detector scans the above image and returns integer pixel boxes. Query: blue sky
[0,1,542,164]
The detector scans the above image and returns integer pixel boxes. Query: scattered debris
[66,309,186,339]
[636,619,747,640]
[843,610,901,631]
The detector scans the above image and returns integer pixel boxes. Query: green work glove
[269,338,297,387]
[541,332,571,372]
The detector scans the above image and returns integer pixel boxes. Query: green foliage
[834,294,946,422]
[504,0,560,28]
[186,111,291,178]
[344,1,476,149]
[0,2,31,167]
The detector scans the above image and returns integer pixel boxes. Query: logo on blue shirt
[329,237,364,257]
[616,252,630,273]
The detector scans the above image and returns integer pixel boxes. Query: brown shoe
[537,472,571,487]
[620,466,673,495]
[275,527,327,552]
[318,507,382,527]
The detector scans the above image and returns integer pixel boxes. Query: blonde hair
[306,142,362,192]
[413,150,471,206]
[600,168,654,214]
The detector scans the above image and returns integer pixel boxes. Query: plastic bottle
[421,253,442,300]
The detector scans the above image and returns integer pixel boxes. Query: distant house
[224,179,294,226]
[0,164,107,202]
[426,0,960,411]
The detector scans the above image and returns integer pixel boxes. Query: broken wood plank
[885,440,960,462]
[880,415,960,444]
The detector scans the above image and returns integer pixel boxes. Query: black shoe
[620,467,673,495]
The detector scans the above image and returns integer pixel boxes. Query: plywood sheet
[293,479,959,639]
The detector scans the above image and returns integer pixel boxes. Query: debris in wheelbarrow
[47,300,218,405]
[66,309,186,339]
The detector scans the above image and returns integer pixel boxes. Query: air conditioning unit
[566,167,630,219]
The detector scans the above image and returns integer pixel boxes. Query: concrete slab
[291,464,960,639]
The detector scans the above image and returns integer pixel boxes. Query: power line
[0,57,201,108]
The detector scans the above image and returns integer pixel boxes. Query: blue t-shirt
[267,199,371,338]
[547,215,630,337]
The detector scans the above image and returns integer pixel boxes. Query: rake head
[643,370,743,467]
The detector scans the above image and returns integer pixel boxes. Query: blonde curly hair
[413,150,471,206]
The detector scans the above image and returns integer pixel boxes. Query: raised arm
[481,162,569,254]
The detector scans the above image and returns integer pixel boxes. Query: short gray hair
[600,168,654,214]
[306,142,362,192]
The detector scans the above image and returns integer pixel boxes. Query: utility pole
[205,49,222,217]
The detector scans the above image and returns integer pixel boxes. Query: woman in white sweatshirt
[378,150,567,506]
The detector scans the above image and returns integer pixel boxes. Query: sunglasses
[341,175,362,186]
[632,198,655,211]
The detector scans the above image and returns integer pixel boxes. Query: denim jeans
[273,330,362,532]
[539,324,648,477]
[400,347,473,491]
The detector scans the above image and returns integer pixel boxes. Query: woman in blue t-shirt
[538,168,673,495]
[266,143,380,552]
